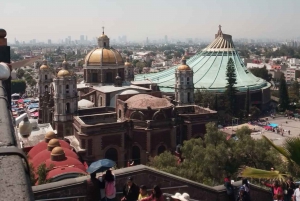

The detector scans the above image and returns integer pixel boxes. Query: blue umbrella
[87,159,116,174]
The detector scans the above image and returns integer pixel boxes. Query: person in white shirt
[293,186,300,201]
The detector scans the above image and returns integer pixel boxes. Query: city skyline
[1,0,300,43]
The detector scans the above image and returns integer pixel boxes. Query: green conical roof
[135,27,270,93]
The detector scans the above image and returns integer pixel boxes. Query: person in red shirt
[262,180,283,201]
[140,185,164,201]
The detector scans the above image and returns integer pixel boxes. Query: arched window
[45,85,48,92]
[187,92,190,102]
[66,85,69,94]
[187,77,190,85]
[104,42,106,47]
[45,75,48,80]
[157,145,166,155]
[132,146,141,165]
[66,103,70,113]
[118,109,122,118]
[105,148,118,165]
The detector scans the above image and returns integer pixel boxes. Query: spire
[181,56,187,65]
[102,26,105,35]
[217,25,223,36]
[62,53,68,69]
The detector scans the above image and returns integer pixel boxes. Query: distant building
[285,68,300,83]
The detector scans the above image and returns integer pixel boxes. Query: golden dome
[100,34,109,39]
[57,69,70,77]
[85,48,124,66]
[177,65,191,71]
[48,139,61,148]
[177,56,191,71]
[40,59,49,70]
[51,147,65,156]
[45,131,56,140]
[40,64,49,70]
[124,57,132,67]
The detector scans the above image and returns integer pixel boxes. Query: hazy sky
[1,0,299,43]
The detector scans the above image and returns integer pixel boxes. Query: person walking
[262,180,283,201]
[122,177,140,201]
[284,177,295,201]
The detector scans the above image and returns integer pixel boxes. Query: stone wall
[32,165,272,201]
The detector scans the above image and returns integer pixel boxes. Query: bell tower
[53,55,78,137]
[175,57,194,106]
[38,59,52,99]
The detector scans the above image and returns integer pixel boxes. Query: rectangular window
[81,139,86,149]
[88,139,93,155]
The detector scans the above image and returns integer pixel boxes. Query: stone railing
[32,165,272,201]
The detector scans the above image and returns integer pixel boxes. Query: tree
[37,163,53,185]
[224,58,237,116]
[16,68,25,79]
[249,106,261,120]
[150,123,281,186]
[240,136,300,180]
[249,66,272,82]
[194,89,216,109]
[11,80,26,94]
[289,81,299,103]
[27,78,37,87]
[278,74,290,111]
[10,49,22,61]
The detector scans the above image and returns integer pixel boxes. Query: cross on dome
[217,25,223,36]
[102,26,105,35]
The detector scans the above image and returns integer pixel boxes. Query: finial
[219,25,222,31]
[181,56,187,65]
[102,26,105,35]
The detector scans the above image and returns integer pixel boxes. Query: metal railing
[0,81,34,201]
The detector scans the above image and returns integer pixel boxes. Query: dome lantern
[98,26,110,48]
[47,139,61,151]
[40,59,49,70]
[57,54,70,77]
[177,56,191,71]
[51,147,66,161]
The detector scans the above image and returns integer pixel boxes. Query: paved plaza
[250,116,300,145]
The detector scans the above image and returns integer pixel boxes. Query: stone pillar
[187,124,192,139]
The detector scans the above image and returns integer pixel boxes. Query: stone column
[187,124,192,139]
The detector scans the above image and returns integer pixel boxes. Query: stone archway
[105,148,118,165]
[132,146,141,165]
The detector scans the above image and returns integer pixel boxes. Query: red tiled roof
[30,148,79,169]
[46,167,86,180]
[27,140,71,159]
[125,94,173,109]
[45,157,86,172]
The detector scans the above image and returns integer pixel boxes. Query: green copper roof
[135,28,269,93]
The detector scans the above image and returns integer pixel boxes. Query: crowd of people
[224,175,300,201]
[87,170,190,201]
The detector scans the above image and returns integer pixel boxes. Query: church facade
[38,30,217,166]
